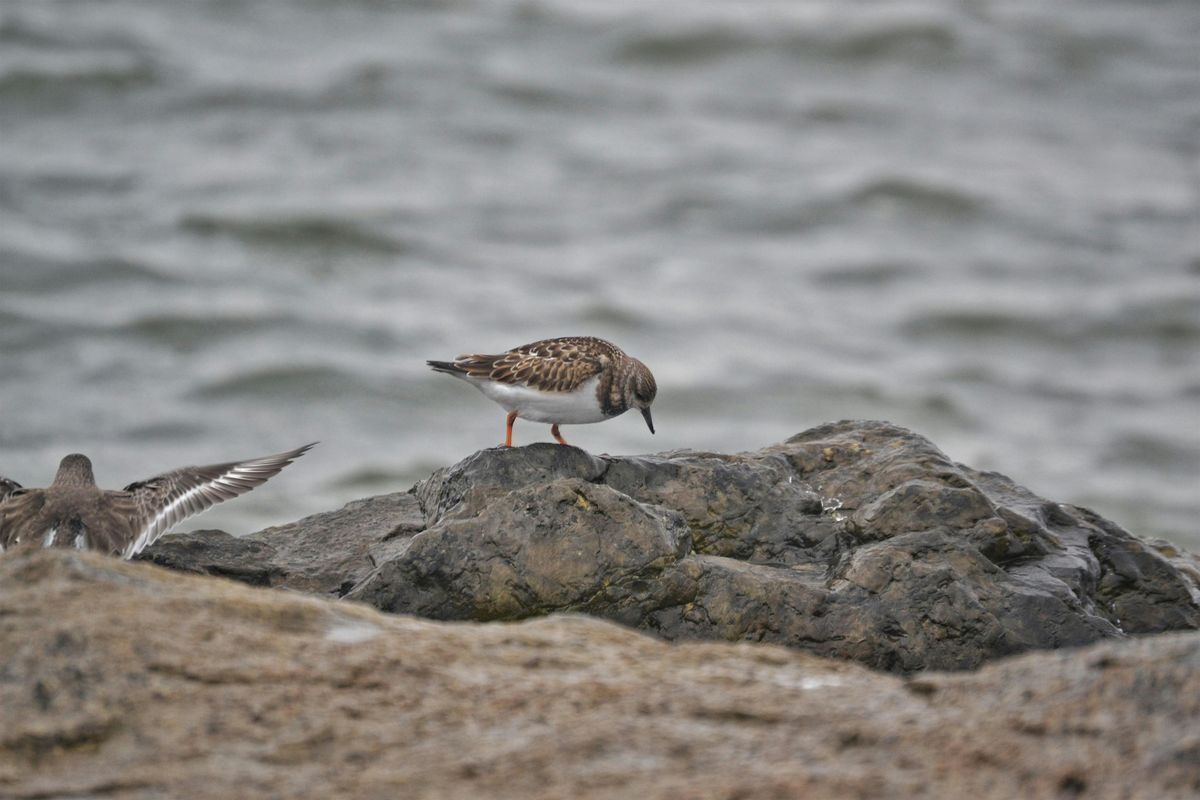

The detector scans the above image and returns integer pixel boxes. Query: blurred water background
[1,0,1197,548]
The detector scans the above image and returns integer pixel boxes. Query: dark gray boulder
[134,529,284,587]
[348,421,1199,672]
[138,491,423,597]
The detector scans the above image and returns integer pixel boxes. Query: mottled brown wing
[0,487,44,551]
[454,337,618,393]
[115,443,315,558]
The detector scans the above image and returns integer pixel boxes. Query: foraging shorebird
[427,336,657,447]
[0,444,314,559]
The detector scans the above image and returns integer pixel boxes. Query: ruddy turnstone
[427,336,656,447]
[0,443,314,559]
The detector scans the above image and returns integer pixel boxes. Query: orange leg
[551,424,568,445]
[503,411,517,447]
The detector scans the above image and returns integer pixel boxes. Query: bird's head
[54,454,96,487]
[626,360,657,434]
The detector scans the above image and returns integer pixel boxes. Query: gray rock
[348,478,691,620]
[133,529,283,586]
[599,450,829,561]
[142,420,1200,673]
[246,491,424,596]
[350,420,1199,672]
[138,491,423,597]
[415,442,607,526]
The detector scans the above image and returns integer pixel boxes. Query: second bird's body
[0,445,313,559]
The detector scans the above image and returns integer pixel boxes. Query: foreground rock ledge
[140,420,1200,673]
[2,550,1198,800]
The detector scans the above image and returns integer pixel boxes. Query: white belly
[469,375,613,424]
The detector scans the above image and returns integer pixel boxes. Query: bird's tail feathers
[427,359,467,375]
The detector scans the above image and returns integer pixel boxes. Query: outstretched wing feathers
[118,443,315,558]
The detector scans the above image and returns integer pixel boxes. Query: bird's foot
[550,424,568,446]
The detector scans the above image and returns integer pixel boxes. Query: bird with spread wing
[0,444,314,559]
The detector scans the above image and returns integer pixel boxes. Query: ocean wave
[0,251,178,292]
[612,17,959,67]
[905,303,1200,345]
[822,19,958,62]
[652,174,984,234]
[0,60,160,99]
[176,61,423,113]
[115,313,297,353]
[1100,433,1200,471]
[485,77,580,109]
[0,308,41,348]
[0,14,152,52]
[1100,301,1200,343]
[811,260,920,287]
[117,419,210,443]
[324,465,437,493]
[0,10,163,101]
[180,213,408,255]
[613,26,758,66]
[848,177,983,219]
[903,310,1061,342]
[579,302,650,329]
[0,306,98,350]
[191,364,383,401]
[3,170,135,197]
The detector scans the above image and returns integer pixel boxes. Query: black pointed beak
[641,407,655,434]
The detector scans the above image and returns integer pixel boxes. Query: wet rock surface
[351,478,691,621]
[352,421,1200,671]
[149,421,1200,672]
[139,492,423,597]
[2,550,1197,800]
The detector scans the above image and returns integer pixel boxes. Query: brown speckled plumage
[440,337,616,391]
[428,336,657,445]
